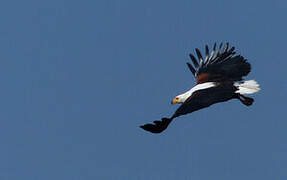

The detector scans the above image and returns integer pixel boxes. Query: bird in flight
[140,43,260,134]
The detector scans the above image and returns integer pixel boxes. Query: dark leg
[234,93,254,106]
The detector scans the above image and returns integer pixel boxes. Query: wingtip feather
[186,62,196,76]
[189,53,199,68]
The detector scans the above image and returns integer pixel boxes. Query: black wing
[140,117,173,134]
[186,43,251,84]
[140,83,236,134]
[140,90,213,134]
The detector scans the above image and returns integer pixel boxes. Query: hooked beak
[171,98,179,104]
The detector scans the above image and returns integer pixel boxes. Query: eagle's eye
[171,97,180,104]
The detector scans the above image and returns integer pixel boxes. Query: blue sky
[0,0,286,179]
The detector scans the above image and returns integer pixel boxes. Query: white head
[171,82,216,104]
[171,92,190,104]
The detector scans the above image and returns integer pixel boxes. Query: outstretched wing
[186,43,251,84]
[140,83,237,134]
[140,88,216,134]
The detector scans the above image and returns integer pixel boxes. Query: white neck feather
[177,82,216,103]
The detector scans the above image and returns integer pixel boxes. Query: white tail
[234,80,261,95]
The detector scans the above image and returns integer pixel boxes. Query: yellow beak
[171,98,179,104]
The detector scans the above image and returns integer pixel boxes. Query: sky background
[0,0,286,179]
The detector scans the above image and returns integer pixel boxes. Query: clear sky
[0,0,286,179]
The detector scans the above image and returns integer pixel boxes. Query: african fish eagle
[140,43,260,134]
